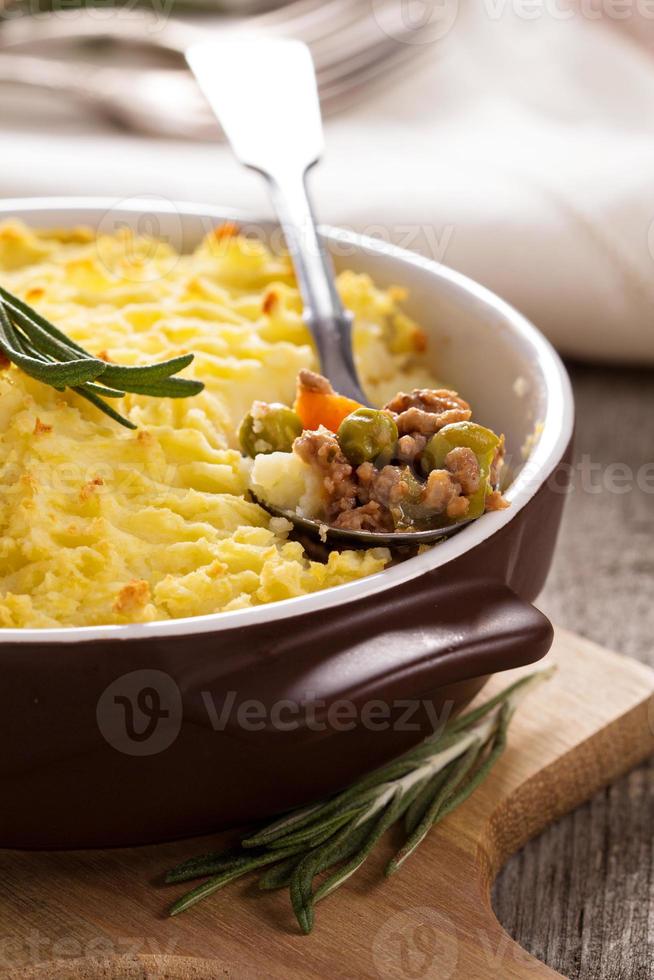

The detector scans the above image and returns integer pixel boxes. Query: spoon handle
[187,37,368,404]
[267,170,367,403]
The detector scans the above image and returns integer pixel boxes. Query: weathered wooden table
[493,363,654,979]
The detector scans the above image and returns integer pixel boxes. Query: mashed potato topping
[0,220,437,628]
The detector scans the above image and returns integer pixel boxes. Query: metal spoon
[187,38,472,547]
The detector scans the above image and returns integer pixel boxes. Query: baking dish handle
[180,576,553,737]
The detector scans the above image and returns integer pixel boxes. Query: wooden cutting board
[2,627,653,980]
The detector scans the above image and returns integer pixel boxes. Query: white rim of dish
[0,197,574,644]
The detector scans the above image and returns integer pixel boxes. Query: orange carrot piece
[294,389,362,433]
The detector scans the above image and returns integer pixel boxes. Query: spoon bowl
[251,491,473,548]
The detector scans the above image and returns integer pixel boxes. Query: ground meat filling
[443,446,480,496]
[420,469,470,520]
[384,388,472,438]
[356,462,409,508]
[293,426,358,520]
[291,382,506,533]
[325,462,416,533]
[332,500,395,532]
[485,489,510,512]
[297,368,333,395]
[396,433,427,463]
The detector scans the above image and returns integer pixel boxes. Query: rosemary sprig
[0,285,204,429]
[164,666,555,934]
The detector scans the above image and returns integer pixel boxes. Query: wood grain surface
[1,627,653,980]
[494,363,654,979]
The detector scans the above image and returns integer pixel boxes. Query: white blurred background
[1,0,654,362]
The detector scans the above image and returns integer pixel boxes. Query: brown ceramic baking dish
[0,199,574,848]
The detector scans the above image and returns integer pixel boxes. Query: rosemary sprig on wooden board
[164,667,554,934]
[0,285,204,429]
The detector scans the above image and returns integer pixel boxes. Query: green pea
[239,402,303,457]
[421,421,500,474]
[421,421,501,520]
[337,408,398,466]
[393,467,428,529]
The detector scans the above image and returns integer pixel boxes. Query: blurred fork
[0,0,374,55]
[0,0,439,71]
[0,55,214,138]
[0,0,436,138]
[0,34,425,139]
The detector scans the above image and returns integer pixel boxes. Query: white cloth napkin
[2,2,654,363]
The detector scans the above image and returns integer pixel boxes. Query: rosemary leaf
[102,376,204,399]
[8,302,102,366]
[308,820,374,879]
[163,668,554,934]
[0,301,33,355]
[288,815,380,931]
[82,381,128,399]
[166,851,257,885]
[167,845,306,886]
[257,818,379,892]
[313,790,405,905]
[241,802,323,849]
[290,851,321,934]
[0,342,105,388]
[100,353,196,386]
[432,704,510,827]
[165,846,247,884]
[0,286,204,427]
[288,813,375,933]
[73,385,137,430]
[387,743,481,875]
[169,847,302,917]
[403,767,454,836]
[448,670,546,734]
[0,285,90,357]
[241,741,463,851]
[169,868,251,917]
[258,853,304,892]
[266,801,370,851]
[0,297,104,386]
